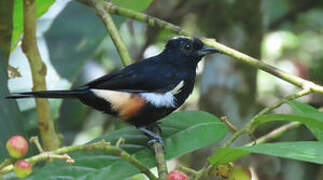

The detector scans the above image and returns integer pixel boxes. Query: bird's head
[164,37,221,66]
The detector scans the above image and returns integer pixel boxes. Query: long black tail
[6,89,88,99]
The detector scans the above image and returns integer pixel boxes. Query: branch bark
[22,0,60,150]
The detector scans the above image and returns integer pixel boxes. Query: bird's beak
[198,45,221,56]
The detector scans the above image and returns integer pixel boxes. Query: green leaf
[12,0,55,49]
[253,113,323,135]
[287,101,323,140]
[111,0,153,11]
[287,100,318,113]
[208,148,249,165]
[209,142,323,165]
[44,1,108,82]
[28,111,227,179]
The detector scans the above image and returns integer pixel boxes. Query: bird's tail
[6,89,87,99]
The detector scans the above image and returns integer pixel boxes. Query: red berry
[14,160,32,178]
[167,170,189,180]
[6,136,29,159]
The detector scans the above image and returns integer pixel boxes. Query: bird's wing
[83,60,183,93]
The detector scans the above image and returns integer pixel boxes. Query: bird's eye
[184,43,192,50]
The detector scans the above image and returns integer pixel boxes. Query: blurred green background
[2,0,323,179]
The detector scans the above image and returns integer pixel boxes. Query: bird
[6,37,220,149]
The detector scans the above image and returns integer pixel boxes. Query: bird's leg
[138,124,165,151]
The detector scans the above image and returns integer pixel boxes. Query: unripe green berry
[14,160,32,178]
[6,136,29,159]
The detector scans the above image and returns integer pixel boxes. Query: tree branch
[22,0,59,150]
[0,140,157,180]
[88,0,132,66]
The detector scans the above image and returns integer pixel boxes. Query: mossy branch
[22,0,59,150]
[0,140,157,180]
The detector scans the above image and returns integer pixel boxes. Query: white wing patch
[140,92,175,108]
[140,80,184,108]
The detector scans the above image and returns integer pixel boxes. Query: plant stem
[152,126,168,180]
[0,140,157,180]
[22,0,60,150]
[223,88,311,147]
[220,116,238,133]
[0,159,14,170]
[177,165,198,176]
[30,136,44,153]
[201,38,323,94]
[89,0,132,66]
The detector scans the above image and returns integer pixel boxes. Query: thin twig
[0,140,157,180]
[30,136,44,153]
[89,0,132,66]
[223,88,311,147]
[22,0,60,150]
[177,165,198,176]
[220,116,238,133]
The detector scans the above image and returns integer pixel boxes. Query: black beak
[198,45,221,56]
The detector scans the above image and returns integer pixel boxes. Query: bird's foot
[147,135,165,152]
[139,127,166,152]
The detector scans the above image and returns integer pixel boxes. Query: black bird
[7,37,220,149]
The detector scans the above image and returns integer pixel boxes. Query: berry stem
[30,136,44,153]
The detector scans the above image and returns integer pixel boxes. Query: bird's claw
[147,136,166,152]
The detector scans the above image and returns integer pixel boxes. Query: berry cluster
[6,136,32,178]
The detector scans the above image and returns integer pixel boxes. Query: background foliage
[1,0,323,179]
